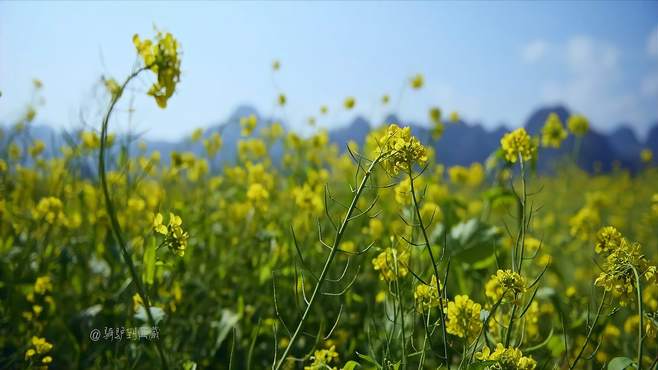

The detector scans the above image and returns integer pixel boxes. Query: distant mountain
[3,105,657,173]
[647,123,658,155]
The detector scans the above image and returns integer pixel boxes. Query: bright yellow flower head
[594,226,623,256]
[305,345,338,370]
[476,343,537,370]
[132,30,181,108]
[372,247,409,281]
[485,269,527,302]
[500,128,537,163]
[444,295,482,339]
[567,114,589,137]
[152,212,189,257]
[376,124,428,175]
[414,276,443,312]
[541,112,567,148]
[34,276,53,295]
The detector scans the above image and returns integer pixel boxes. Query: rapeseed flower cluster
[485,269,527,302]
[541,113,567,148]
[593,226,657,305]
[305,345,339,370]
[444,295,483,339]
[153,212,189,257]
[567,114,589,137]
[500,128,537,163]
[24,336,53,369]
[372,247,409,281]
[376,124,428,175]
[414,275,442,312]
[132,31,181,108]
[475,344,537,370]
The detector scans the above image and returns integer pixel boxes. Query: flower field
[1,31,658,370]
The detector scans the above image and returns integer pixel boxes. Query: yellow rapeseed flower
[500,128,537,163]
[376,124,428,175]
[541,113,567,148]
[343,96,356,110]
[567,114,589,137]
[444,295,482,339]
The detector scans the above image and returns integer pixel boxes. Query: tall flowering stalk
[98,30,181,370]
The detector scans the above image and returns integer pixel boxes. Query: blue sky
[1,1,657,140]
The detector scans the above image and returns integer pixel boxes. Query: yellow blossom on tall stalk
[277,93,286,106]
[414,276,442,312]
[541,112,568,148]
[152,212,189,257]
[132,30,181,108]
[444,295,483,339]
[372,247,409,281]
[485,269,527,302]
[475,343,537,370]
[500,128,537,163]
[305,345,338,370]
[376,124,428,175]
[567,114,589,137]
[593,227,657,305]
[25,336,54,367]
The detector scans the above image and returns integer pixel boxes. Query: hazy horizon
[2,1,658,140]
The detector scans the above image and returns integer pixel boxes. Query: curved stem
[99,67,169,370]
[408,168,450,369]
[569,290,607,370]
[273,156,380,370]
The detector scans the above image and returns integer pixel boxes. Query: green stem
[569,290,607,370]
[273,156,381,370]
[516,157,528,273]
[632,267,645,370]
[408,168,450,369]
[99,67,169,370]
[394,259,407,370]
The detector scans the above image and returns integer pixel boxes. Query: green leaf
[211,309,241,355]
[143,237,156,285]
[342,360,360,370]
[446,218,500,266]
[608,357,635,370]
[356,352,381,369]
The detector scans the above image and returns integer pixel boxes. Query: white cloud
[648,25,658,58]
[642,71,658,96]
[539,35,656,132]
[521,40,548,63]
